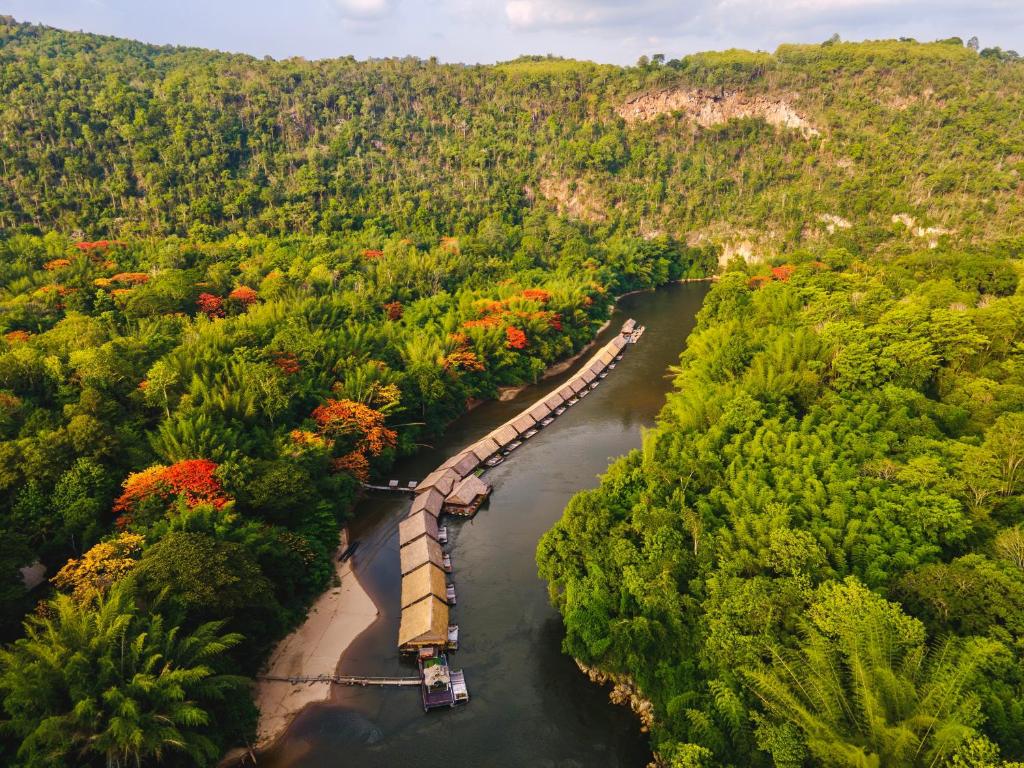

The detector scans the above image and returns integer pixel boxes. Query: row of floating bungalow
[395,319,639,708]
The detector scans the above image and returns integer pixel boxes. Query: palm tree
[0,583,245,767]
[743,580,1002,768]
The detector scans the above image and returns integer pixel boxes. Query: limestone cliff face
[618,88,820,138]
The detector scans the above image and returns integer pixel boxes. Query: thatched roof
[598,347,616,364]
[441,451,480,478]
[418,467,460,497]
[528,401,551,421]
[446,474,491,507]
[556,383,576,401]
[469,436,501,462]
[398,595,449,648]
[609,335,627,350]
[580,368,597,383]
[400,535,444,575]
[589,359,606,375]
[510,412,536,433]
[401,563,448,608]
[399,509,439,547]
[543,391,564,410]
[410,487,445,517]
[621,318,637,334]
[567,378,588,394]
[490,423,518,447]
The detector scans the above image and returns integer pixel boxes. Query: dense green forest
[1,14,1023,768]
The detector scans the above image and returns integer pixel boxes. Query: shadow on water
[257,282,709,768]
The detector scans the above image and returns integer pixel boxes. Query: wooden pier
[257,673,420,687]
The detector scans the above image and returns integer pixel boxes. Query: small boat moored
[339,541,359,562]
[447,624,459,650]
[438,525,448,545]
[522,427,538,439]
[554,405,567,416]
[484,454,504,468]
[503,440,522,453]
[446,583,457,605]
[540,416,555,426]
[442,553,452,572]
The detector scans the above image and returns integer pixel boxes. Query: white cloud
[505,0,682,31]
[331,0,397,19]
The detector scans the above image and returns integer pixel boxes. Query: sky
[5,1,1023,65]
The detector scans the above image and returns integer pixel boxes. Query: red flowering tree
[113,459,229,527]
[272,352,301,375]
[521,288,551,303]
[74,240,125,252]
[383,301,403,320]
[43,258,71,271]
[363,249,384,260]
[197,293,225,318]
[4,330,31,344]
[505,326,528,350]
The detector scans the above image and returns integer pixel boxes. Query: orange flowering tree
[383,300,403,320]
[110,272,150,285]
[113,459,229,527]
[310,398,396,480]
[228,285,259,307]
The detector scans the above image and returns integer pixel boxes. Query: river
[257,282,709,768]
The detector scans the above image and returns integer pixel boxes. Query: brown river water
[257,282,709,768]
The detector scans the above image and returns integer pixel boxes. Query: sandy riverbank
[252,529,379,750]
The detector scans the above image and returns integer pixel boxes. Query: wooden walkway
[258,673,420,687]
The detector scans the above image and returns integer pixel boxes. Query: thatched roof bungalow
[417,467,461,497]
[489,423,518,448]
[598,347,616,365]
[469,436,502,462]
[543,391,565,410]
[567,378,588,394]
[588,359,606,375]
[556,383,576,401]
[400,563,448,609]
[621,318,637,335]
[609,335,627,351]
[410,487,445,518]
[400,534,444,575]
[580,368,597,384]
[398,595,450,650]
[440,451,480,478]
[444,474,492,516]
[399,509,439,547]
[510,412,536,434]
[528,401,551,421]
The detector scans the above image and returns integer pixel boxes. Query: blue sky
[6,1,1022,64]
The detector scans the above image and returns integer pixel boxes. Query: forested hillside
[1,15,1023,768]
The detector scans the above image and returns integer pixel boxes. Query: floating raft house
[401,563,448,609]
[410,487,445,518]
[399,595,450,650]
[417,467,460,497]
[400,535,445,576]
[444,474,492,516]
[399,509,439,546]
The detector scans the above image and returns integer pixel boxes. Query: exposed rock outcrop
[891,213,952,248]
[618,87,820,138]
[576,661,656,733]
[537,176,607,222]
